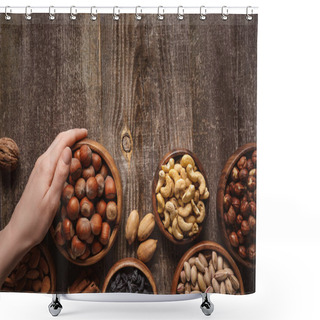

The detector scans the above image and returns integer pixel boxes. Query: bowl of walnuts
[217,143,256,269]
[51,138,122,266]
[152,149,209,245]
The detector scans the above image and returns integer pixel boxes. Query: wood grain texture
[0,13,257,294]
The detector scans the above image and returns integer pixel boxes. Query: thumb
[47,147,72,209]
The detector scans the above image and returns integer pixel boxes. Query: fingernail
[81,128,88,134]
[62,147,72,165]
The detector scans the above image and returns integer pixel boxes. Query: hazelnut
[247,176,256,191]
[224,213,228,225]
[231,167,239,181]
[91,241,103,255]
[71,235,86,257]
[223,194,232,211]
[67,196,80,221]
[241,220,250,236]
[231,197,240,213]
[99,222,111,245]
[54,222,66,246]
[92,153,102,172]
[80,197,94,218]
[104,176,116,199]
[234,182,245,197]
[237,229,245,244]
[247,158,254,171]
[99,164,109,179]
[62,218,75,241]
[70,158,82,181]
[74,178,86,200]
[79,247,91,260]
[68,174,76,186]
[226,206,236,225]
[79,145,92,168]
[248,244,256,260]
[96,199,107,219]
[238,246,247,259]
[82,165,95,180]
[237,156,247,170]
[248,215,256,230]
[76,217,92,241]
[90,213,102,236]
[229,232,239,248]
[95,174,105,198]
[60,206,67,220]
[247,191,254,201]
[240,200,250,217]
[236,214,243,226]
[225,185,231,195]
[239,168,248,183]
[249,201,256,216]
[228,182,235,196]
[74,149,81,161]
[86,177,98,200]
[251,150,257,165]
[249,169,256,177]
[62,184,74,205]
[106,201,118,222]
[86,233,94,244]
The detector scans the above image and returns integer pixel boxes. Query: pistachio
[209,264,215,279]
[137,213,155,242]
[220,281,226,294]
[125,209,140,245]
[198,272,207,292]
[177,283,185,294]
[191,265,197,286]
[185,282,191,293]
[198,253,208,267]
[217,256,223,271]
[214,270,228,282]
[188,257,196,267]
[205,286,214,293]
[180,270,186,284]
[212,251,218,270]
[195,258,205,273]
[183,262,191,282]
[204,268,211,287]
[230,275,240,291]
[225,278,233,294]
[191,282,199,291]
[191,290,201,294]
[224,268,234,276]
[212,278,220,293]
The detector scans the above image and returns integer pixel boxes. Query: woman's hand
[0,128,87,287]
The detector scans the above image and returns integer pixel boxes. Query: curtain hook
[49,6,55,21]
[70,6,77,20]
[5,6,11,21]
[90,6,97,21]
[157,6,164,21]
[200,6,207,21]
[246,6,253,21]
[25,6,32,20]
[135,6,142,21]
[113,6,120,21]
[177,6,184,21]
[221,6,228,21]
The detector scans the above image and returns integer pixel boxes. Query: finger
[45,147,72,211]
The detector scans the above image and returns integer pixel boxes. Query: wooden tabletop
[0,14,257,294]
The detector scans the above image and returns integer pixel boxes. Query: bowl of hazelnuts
[217,143,256,269]
[50,138,122,266]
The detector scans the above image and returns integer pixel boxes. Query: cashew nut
[175,178,186,199]
[174,163,182,173]
[162,210,170,229]
[165,201,177,222]
[156,193,165,214]
[200,187,210,200]
[196,201,206,223]
[161,158,174,173]
[191,199,200,216]
[185,178,192,188]
[196,172,206,195]
[178,199,184,207]
[168,226,172,234]
[155,170,165,193]
[180,154,195,168]
[194,190,200,203]
[177,216,193,232]
[178,203,192,218]
[188,223,199,237]
[169,169,180,183]
[185,215,196,224]
[169,197,179,209]
[180,168,187,180]
[186,164,198,183]
[182,185,195,203]
[160,174,173,198]
[172,217,184,240]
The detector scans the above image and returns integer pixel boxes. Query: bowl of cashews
[152,149,210,245]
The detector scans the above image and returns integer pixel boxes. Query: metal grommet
[157,6,164,21]
[246,6,253,21]
[49,6,55,21]
[25,6,32,20]
[113,6,120,21]
[177,6,184,21]
[5,6,11,21]
[221,6,228,21]
[200,6,206,21]
[135,6,142,21]
[90,6,97,21]
[70,6,77,20]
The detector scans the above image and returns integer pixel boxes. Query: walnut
[0,137,20,172]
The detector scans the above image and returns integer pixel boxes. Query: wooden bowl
[39,243,56,293]
[50,138,123,266]
[102,258,157,294]
[152,149,209,245]
[171,241,244,294]
[217,142,256,269]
